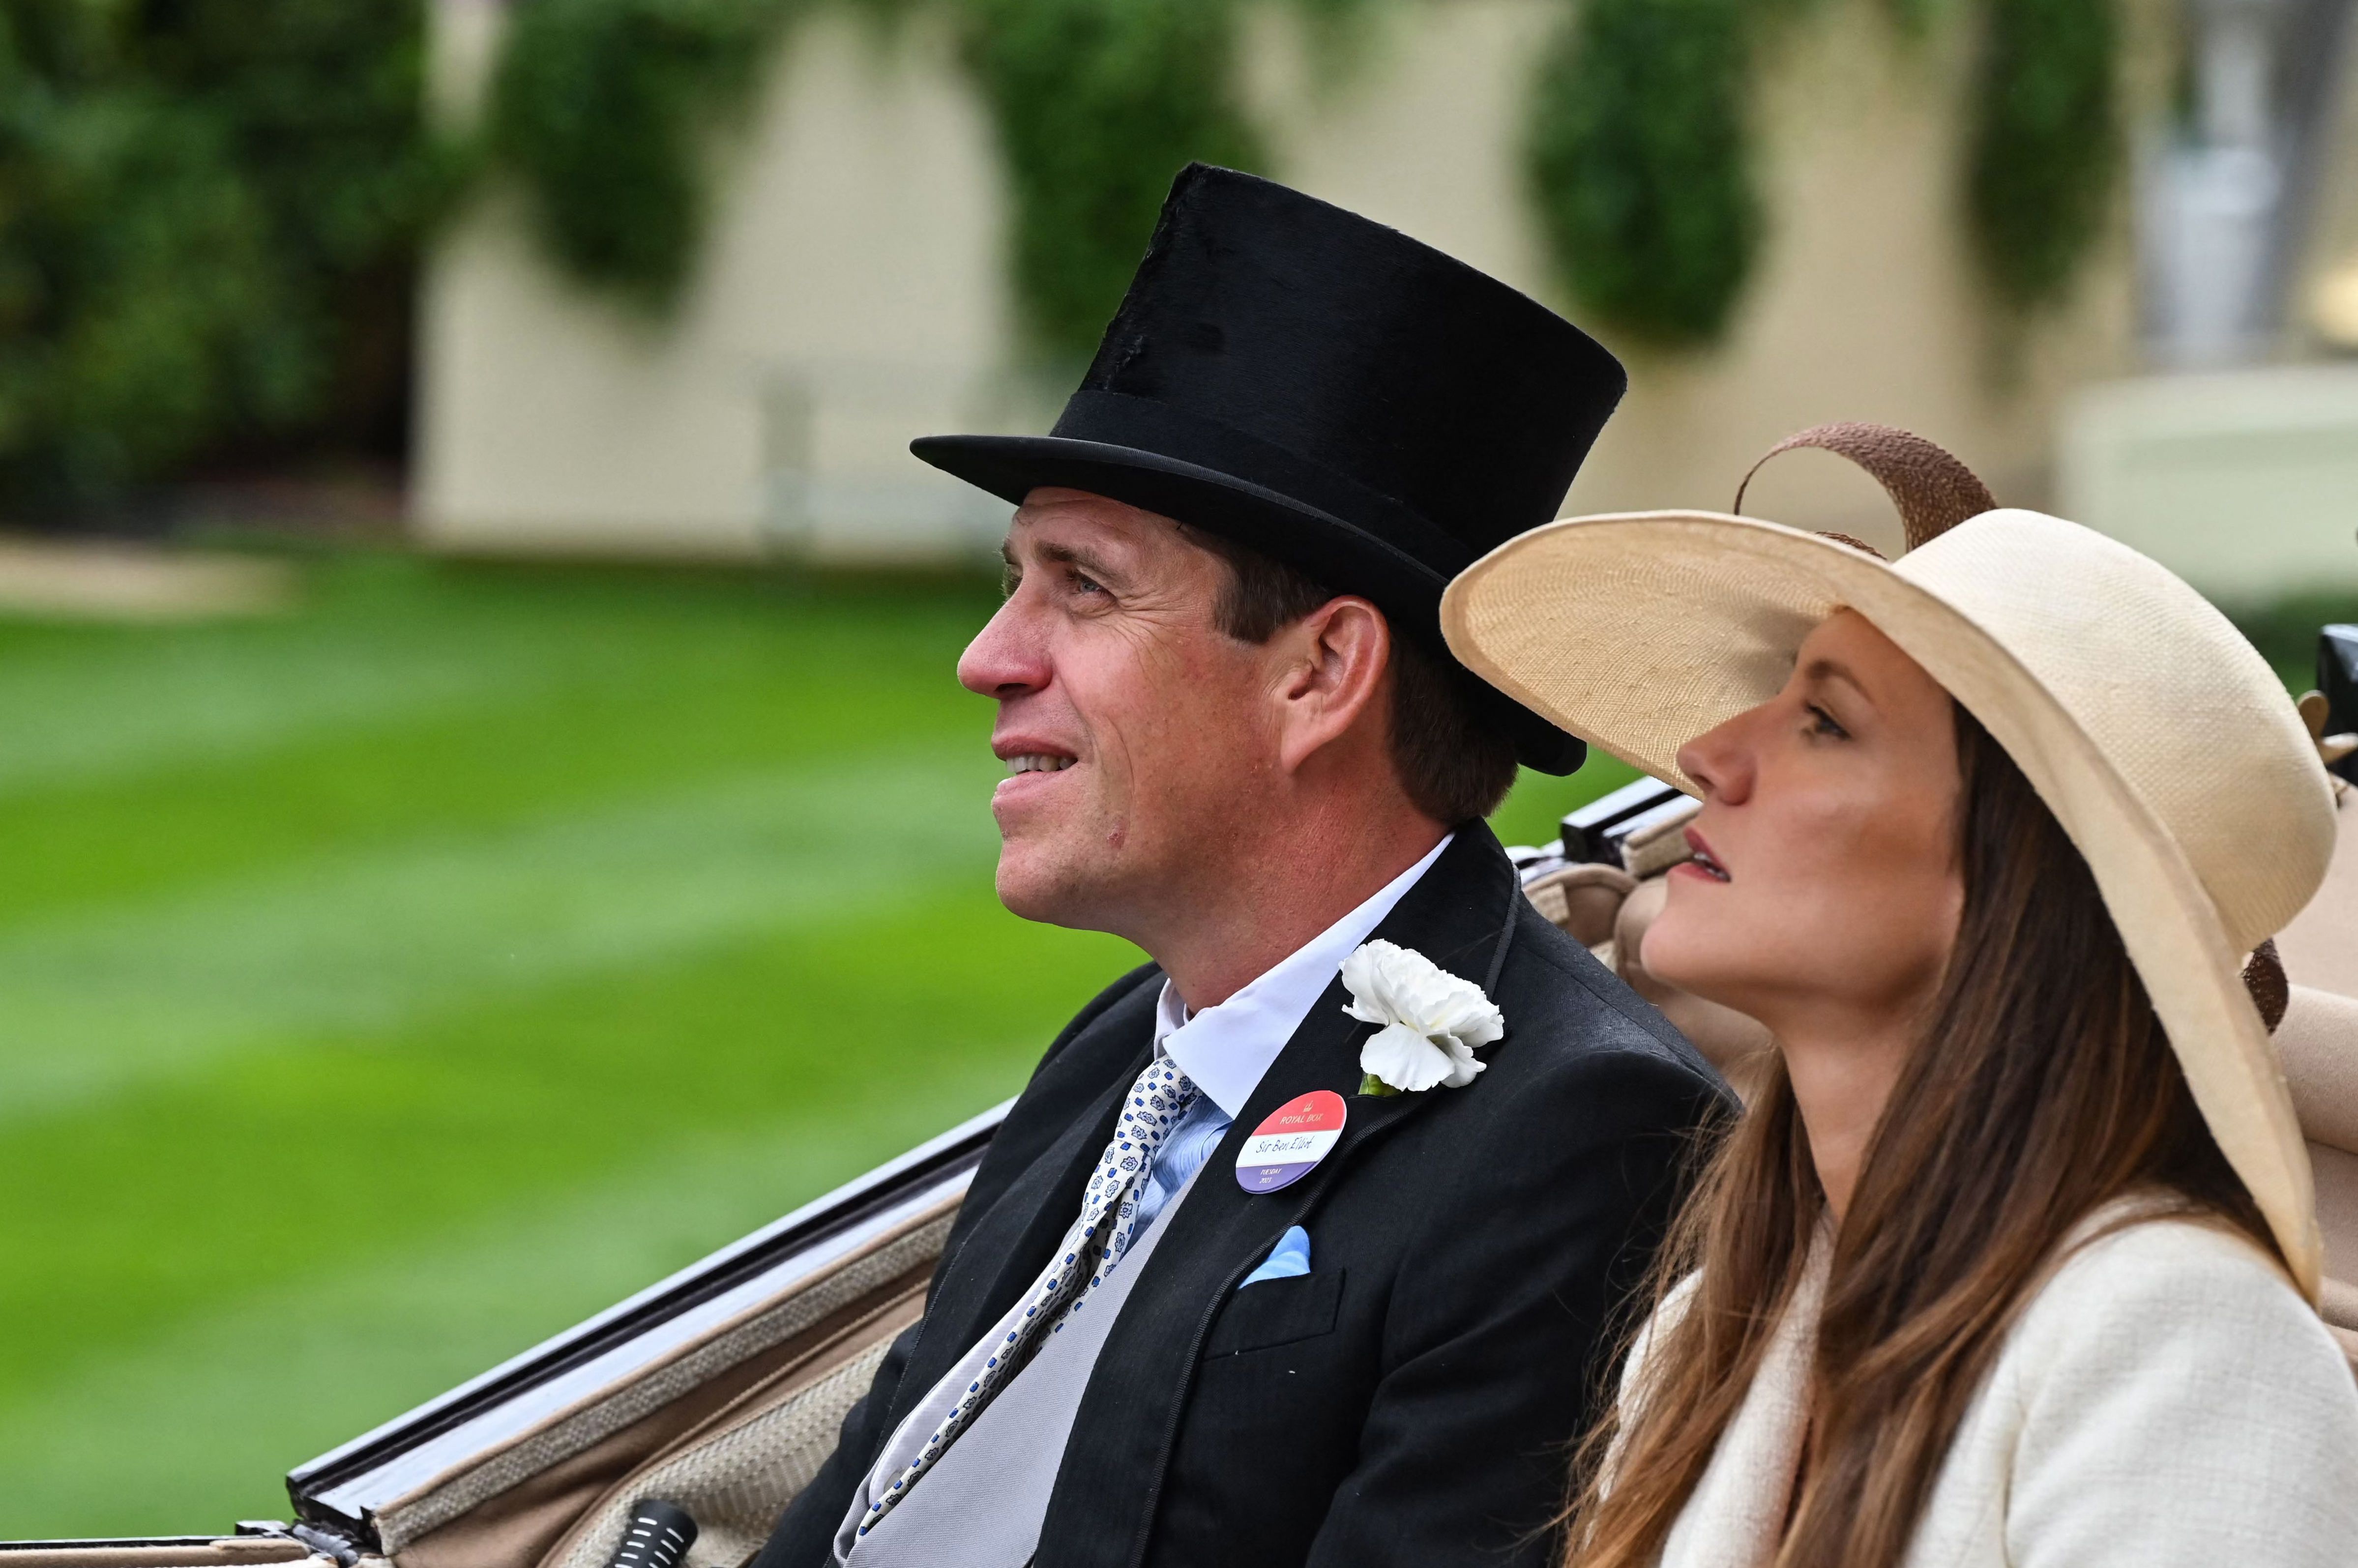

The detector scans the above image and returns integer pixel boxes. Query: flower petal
[1360,1022,1457,1093]
[1438,1038,1487,1088]
[1340,942,1403,1024]
[1443,999,1505,1051]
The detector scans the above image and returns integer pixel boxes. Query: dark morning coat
[753,826,1731,1568]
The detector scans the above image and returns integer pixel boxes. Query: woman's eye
[1805,703,1850,739]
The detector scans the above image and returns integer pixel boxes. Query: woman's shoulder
[1971,1209,2358,1564]
[1998,1207,2356,1431]
[2017,1209,2327,1348]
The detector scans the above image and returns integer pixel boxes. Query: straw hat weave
[1442,426,2338,1297]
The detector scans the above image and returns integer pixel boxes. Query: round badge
[1234,1090,1348,1194]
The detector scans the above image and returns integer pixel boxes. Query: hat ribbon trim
[1733,422,1997,552]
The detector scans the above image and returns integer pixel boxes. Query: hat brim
[1443,511,2323,1298]
[915,433,1587,776]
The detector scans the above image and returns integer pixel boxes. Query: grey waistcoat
[839,1170,1204,1568]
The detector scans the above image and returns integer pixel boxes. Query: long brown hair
[1563,704,2276,1568]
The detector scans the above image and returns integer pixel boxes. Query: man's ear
[1272,596,1390,774]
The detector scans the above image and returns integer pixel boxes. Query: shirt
[1130,832,1452,1236]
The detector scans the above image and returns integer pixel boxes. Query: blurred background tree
[1523,0,2124,346]
[489,0,798,312]
[0,0,450,512]
[487,0,1283,360]
[960,0,1265,362]
[474,0,2126,359]
[1965,0,2122,310]
[1523,0,1764,348]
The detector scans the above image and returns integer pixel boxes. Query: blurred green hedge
[1524,0,2123,347]
[489,0,2125,362]
[0,0,452,508]
[1524,0,1761,349]
[0,0,2129,511]
[487,0,1278,366]
[490,0,796,313]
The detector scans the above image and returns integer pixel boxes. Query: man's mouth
[1684,828,1730,882]
[1005,753,1076,776]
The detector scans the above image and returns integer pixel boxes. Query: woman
[1441,426,2358,1568]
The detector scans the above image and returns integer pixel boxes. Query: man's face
[958,488,1281,934]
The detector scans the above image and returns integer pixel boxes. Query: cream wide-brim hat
[1442,426,2338,1298]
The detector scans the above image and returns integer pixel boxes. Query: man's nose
[1675,707,1756,805]
[957,596,1051,699]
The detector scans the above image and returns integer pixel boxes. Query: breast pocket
[1203,1268,1345,1357]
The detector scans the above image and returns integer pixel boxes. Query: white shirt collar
[1151,832,1453,1119]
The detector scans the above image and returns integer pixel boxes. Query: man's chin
[994,848,1113,932]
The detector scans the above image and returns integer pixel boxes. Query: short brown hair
[1181,525,1520,824]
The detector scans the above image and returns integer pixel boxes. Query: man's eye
[1805,703,1850,739]
[1069,570,1109,597]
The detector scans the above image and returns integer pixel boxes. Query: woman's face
[1644,610,1966,1038]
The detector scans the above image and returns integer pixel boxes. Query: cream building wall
[2056,3,2358,603]
[415,0,2150,568]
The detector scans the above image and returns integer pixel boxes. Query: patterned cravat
[855,1048,1199,1540]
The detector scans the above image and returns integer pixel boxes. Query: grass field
[0,548,1628,1537]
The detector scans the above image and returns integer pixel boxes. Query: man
[753,166,1727,1568]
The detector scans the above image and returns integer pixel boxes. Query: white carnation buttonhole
[1341,939,1504,1095]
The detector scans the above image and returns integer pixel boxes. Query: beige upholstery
[1619,797,1703,879]
[2275,788,2358,1368]
[1520,862,1636,948]
[380,1202,953,1568]
[2279,987,2358,1366]
[540,1291,924,1568]
[2280,985,2358,1158]
[2277,789,2358,1000]
[1577,875,1772,1089]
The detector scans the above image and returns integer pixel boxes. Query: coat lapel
[1657,1233,1828,1568]
[1042,826,1529,1568]
[883,989,1160,1438]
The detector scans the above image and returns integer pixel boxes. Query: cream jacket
[1624,1211,2358,1568]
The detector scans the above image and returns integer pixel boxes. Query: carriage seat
[2271,784,2358,1365]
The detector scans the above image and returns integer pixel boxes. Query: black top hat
[914,164,1625,775]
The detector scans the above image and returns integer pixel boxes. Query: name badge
[1235,1090,1347,1194]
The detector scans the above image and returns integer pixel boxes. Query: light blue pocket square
[1240,1225,1311,1287]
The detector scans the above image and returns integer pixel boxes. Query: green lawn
[0,549,1625,1537]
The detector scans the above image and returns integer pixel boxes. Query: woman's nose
[1676,708,1756,805]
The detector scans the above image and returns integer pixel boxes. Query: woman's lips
[1676,826,1731,882]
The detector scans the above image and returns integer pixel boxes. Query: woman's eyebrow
[1800,657,1872,702]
